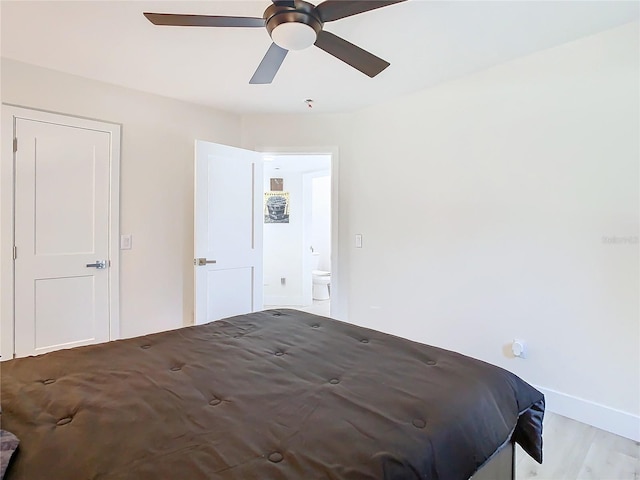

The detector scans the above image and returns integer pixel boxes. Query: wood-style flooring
[516,412,640,479]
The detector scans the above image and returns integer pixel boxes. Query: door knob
[86,260,107,269]
[194,258,217,266]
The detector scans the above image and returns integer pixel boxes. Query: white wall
[1,59,242,339]
[263,169,305,305]
[311,175,332,272]
[242,22,640,440]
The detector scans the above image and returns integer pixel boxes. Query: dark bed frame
[471,442,514,480]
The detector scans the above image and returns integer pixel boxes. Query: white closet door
[13,115,114,357]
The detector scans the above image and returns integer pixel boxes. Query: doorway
[262,154,332,317]
[193,143,340,323]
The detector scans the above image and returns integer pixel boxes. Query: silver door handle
[194,258,216,266]
[86,260,107,269]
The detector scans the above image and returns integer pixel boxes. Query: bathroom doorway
[263,154,332,317]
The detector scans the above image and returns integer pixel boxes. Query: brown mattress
[0,309,544,479]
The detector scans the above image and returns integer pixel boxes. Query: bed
[0,309,544,479]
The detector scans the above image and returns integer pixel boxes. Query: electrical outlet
[512,339,527,358]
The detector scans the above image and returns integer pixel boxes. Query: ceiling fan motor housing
[264,0,324,50]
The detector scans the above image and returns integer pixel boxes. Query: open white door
[194,141,263,324]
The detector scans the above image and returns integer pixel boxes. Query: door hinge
[13,138,17,153]
[13,245,17,260]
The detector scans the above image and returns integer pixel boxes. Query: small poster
[264,192,290,224]
[270,178,284,191]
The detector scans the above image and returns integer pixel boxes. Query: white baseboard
[535,385,640,441]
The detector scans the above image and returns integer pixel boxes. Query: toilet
[311,251,330,300]
[312,270,331,300]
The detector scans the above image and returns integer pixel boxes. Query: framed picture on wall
[264,192,290,223]
[270,178,284,191]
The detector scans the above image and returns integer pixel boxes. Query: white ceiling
[1,1,638,114]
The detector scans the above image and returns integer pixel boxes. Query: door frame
[1,104,121,359]
[257,146,342,320]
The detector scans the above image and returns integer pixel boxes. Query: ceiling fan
[144,0,407,84]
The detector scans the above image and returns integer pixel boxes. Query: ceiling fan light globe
[271,22,317,51]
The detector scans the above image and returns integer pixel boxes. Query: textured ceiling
[1,1,638,114]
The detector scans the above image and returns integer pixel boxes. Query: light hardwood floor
[516,412,640,480]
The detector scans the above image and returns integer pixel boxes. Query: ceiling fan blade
[250,43,289,84]
[143,12,265,28]
[316,0,406,23]
[314,30,389,78]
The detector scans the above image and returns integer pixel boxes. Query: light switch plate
[355,234,363,248]
[120,234,132,250]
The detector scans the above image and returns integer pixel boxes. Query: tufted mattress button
[170,366,182,371]
[274,351,284,356]
[272,312,282,316]
[57,417,73,426]
[268,452,283,463]
[209,398,222,406]
[360,339,369,344]
[140,344,151,349]
[311,324,320,328]
[426,360,437,366]
[329,378,340,385]
[42,379,56,385]
[412,419,426,429]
